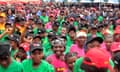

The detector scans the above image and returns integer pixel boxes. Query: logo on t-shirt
[56,67,65,72]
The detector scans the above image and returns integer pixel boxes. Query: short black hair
[68,25,76,33]
[65,52,77,62]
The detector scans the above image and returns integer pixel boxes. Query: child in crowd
[65,52,77,72]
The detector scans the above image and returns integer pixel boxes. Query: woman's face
[92,41,101,48]
[52,45,65,57]
[76,36,86,46]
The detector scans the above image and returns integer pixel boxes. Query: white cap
[76,31,87,38]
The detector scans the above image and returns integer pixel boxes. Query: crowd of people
[0,3,120,72]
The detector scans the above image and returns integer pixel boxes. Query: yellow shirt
[0,23,5,31]
[18,26,26,34]
[0,12,6,18]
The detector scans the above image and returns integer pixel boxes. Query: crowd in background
[0,3,120,72]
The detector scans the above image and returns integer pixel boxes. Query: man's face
[61,27,67,35]
[105,39,113,48]
[9,40,17,48]
[0,56,10,68]
[31,50,43,64]
[92,41,101,48]
[69,31,76,38]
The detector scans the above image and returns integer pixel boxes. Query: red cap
[116,19,120,24]
[111,42,120,52]
[114,26,120,35]
[20,43,30,52]
[83,48,111,69]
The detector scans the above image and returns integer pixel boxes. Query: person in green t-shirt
[6,34,20,57]
[65,25,76,54]
[39,10,49,25]
[0,22,14,42]
[0,42,23,72]
[22,42,55,72]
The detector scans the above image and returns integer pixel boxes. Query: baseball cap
[5,22,13,27]
[0,42,11,58]
[88,37,103,44]
[90,25,97,30]
[52,21,59,27]
[48,31,56,39]
[111,42,120,53]
[37,28,46,34]
[76,31,87,38]
[83,48,111,69]
[51,38,65,46]
[6,34,20,43]
[30,42,43,53]
[33,34,41,40]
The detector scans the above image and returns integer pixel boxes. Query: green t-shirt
[33,27,39,35]
[0,59,23,72]
[22,59,55,72]
[74,57,114,72]
[97,16,104,23]
[0,35,8,42]
[109,24,114,35]
[64,35,74,54]
[0,30,8,42]
[40,16,49,25]
[42,37,53,57]
[73,21,79,30]
[11,49,18,58]
[57,18,65,34]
